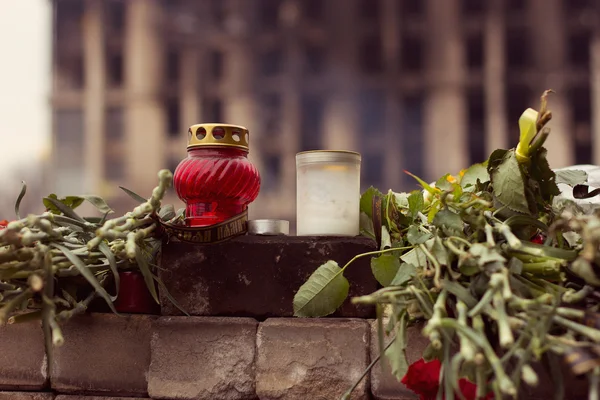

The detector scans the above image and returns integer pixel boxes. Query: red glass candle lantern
[173,123,261,227]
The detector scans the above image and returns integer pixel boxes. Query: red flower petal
[401,358,441,400]
[0,220,9,229]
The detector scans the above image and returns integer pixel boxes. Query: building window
[261,93,282,133]
[203,98,223,122]
[358,89,385,138]
[262,154,281,191]
[209,50,225,80]
[570,86,592,164]
[466,33,484,71]
[359,34,383,75]
[505,27,531,69]
[400,0,425,19]
[303,42,325,75]
[166,98,180,136]
[56,109,84,149]
[359,0,380,23]
[363,153,384,187]
[462,0,486,15]
[167,157,181,174]
[166,50,180,83]
[506,84,532,141]
[259,0,282,29]
[506,0,526,13]
[106,0,125,32]
[105,156,124,180]
[56,52,85,89]
[400,33,423,72]
[564,0,592,14]
[301,0,324,22]
[401,94,424,187]
[568,31,591,68]
[467,87,486,164]
[56,0,84,40]
[259,48,284,77]
[300,95,324,151]
[105,107,124,140]
[107,51,123,87]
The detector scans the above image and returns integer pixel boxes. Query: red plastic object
[113,271,159,314]
[531,233,545,244]
[174,147,261,227]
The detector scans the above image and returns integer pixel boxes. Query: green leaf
[407,225,432,245]
[385,312,409,381]
[461,163,490,189]
[530,147,560,200]
[51,243,119,314]
[431,237,449,266]
[119,186,147,204]
[371,253,401,286]
[380,226,392,250]
[408,191,424,219]
[43,196,86,222]
[555,169,588,187]
[405,170,439,194]
[360,187,384,219]
[423,341,443,362]
[158,204,176,221]
[490,150,531,214]
[441,279,477,308]
[63,196,85,210]
[14,181,26,220]
[98,242,119,301]
[135,245,160,304]
[293,261,350,317]
[401,246,429,268]
[435,174,454,191]
[79,195,113,214]
[432,209,464,236]
[359,212,375,239]
[390,263,416,286]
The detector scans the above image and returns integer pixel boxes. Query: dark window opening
[358,89,385,141]
[210,0,226,26]
[569,86,592,164]
[167,157,181,174]
[505,27,530,69]
[300,95,324,151]
[301,0,324,22]
[261,93,282,133]
[466,33,484,70]
[105,107,124,140]
[56,53,85,89]
[401,94,424,186]
[304,43,325,75]
[203,98,223,122]
[506,84,532,141]
[400,33,423,72]
[260,48,283,76]
[462,0,486,15]
[166,98,180,136]
[568,31,591,68]
[105,157,124,180]
[107,0,125,32]
[359,35,383,74]
[467,87,486,164]
[209,50,225,80]
[56,0,84,39]
[564,0,592,14]
[166,50,180,83]
[263,154,281,191]
[400,0,425,18]
[360,0,380,22]
[506,0,526,12]
[107,52,123,87]
[259,0,282,28]
[364,153,384,186]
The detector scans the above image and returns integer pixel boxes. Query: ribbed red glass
[173,147,261,227]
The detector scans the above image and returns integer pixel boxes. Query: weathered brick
[51,313,153,396]
[55,396,148,400]
[370,321,429,400]
[256,318,370,400]
[159,236,377,318]
[0,393,54,400]
[0,321,47,390]
[149,316,257,400]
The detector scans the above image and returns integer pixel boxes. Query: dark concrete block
[51,313,153,396]
[0,321,47,390]
[159,235,378,318]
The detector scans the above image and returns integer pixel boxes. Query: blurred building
[50,0,600,222]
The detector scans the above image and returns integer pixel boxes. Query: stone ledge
[159,235,378,318]
[0,393,54,400]
[256,318,370,400]
[51,313,154,397]
[148,316,257,400]
[0,321,47,391]
[55,396,149,400]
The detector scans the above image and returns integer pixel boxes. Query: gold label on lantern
[157,210,248,244]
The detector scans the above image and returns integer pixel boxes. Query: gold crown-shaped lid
[187,123,250,151]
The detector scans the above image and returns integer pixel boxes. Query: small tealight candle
[296,151,361,236]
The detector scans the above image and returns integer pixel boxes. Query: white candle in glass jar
[296,151,361,236]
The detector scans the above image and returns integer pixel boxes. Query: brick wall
[0,236,583,399]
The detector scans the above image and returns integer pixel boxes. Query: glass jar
[296,151,361,236]
[173,124,261,227]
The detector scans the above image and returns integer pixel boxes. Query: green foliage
[293,261,350,317]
